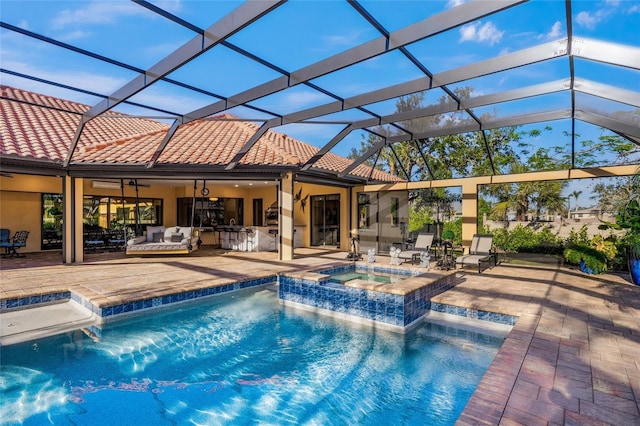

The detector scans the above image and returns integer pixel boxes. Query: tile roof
[1,86,403,182]
[1,86,169,162]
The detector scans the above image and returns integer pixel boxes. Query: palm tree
[571,190,582,212]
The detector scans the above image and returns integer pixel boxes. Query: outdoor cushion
[146,226,165,242]
[126,226,196,255]
[164,226,192,240]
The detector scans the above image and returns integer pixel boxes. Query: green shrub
[442,219,462,245]
[563,244,608,274]
[409,206,434,234]
[566,225,590,246]
[590,235,617,261]
[489,225,563,254]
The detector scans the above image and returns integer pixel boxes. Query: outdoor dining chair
[1,230,29,258]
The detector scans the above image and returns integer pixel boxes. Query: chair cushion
[456,254,490,265]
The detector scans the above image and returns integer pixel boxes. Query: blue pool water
[0,287,504,425]
[328,271,405,284]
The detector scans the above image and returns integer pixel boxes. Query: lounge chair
[1,230,29,258]
[455,234,495,273]
[399,233,435,265]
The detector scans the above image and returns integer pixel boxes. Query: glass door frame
[310,194,340,247]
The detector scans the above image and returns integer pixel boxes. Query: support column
[461,182,479,252]
[279,172,294,261]
[62,176,84,263]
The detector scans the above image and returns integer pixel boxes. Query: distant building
[570,208,614,220]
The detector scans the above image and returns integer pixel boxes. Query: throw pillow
[170,233,184,243]
[146,225,165,242]
[152,232,164,243]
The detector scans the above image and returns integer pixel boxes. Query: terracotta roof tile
[1,86,403,182]
[1,86,168,162]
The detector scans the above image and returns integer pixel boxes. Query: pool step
[0,300,97,346]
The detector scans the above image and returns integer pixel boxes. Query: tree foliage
[347,87,638,228]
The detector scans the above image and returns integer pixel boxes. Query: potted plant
[563,243,608,274]
[618,199,640,285]
[599,190,640,285]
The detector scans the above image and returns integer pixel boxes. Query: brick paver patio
[1,249,639,425]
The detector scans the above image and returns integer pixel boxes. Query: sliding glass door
[310,194,340,247]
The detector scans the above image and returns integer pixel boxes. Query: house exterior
[0,86,408,261]
[569,208,614,220]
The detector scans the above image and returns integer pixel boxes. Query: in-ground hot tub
[278,264,459,332]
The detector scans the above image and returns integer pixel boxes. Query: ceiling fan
[128,179,151,188]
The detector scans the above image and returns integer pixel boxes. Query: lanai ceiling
[1,0,639,184]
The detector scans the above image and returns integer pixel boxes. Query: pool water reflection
[0,287,505,425]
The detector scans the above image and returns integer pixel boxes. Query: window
[42,193,63,250]
[83,195,162,234]
[177,197,243,227]
[391,197,399,226]
[358,193,370,229]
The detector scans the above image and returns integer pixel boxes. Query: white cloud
[543,21,563,40]
[51,1,159,28]
[575,11,598,30]
[575,1,620,30]
[282,90,329,109]
[2,57,127,97]
[459,21,504,46]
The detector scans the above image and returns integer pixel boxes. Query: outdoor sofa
[126,225,197,255]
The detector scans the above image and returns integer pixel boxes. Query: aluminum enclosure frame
[1,0,638,184]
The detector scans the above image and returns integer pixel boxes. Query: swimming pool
[0,287,505,425]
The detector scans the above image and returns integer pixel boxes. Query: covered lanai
[1,0,638,263]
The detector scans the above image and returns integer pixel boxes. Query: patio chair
[1,230,29,258]
[399,233,435,265]
[106,230,127,251]
[455,234,495,273]
[84,229,106,253]
[0,228,11,255]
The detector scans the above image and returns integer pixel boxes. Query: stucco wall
[1,175,64,252]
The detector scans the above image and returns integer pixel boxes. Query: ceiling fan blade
[128,179,151,188]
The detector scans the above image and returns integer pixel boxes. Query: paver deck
[1,248,639,425]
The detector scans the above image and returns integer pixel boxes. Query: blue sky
[1,0,639,207]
